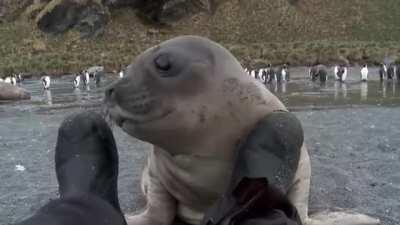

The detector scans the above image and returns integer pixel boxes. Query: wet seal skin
[0,83,31,100]
[15,112,126,225]
[105,35,380,225]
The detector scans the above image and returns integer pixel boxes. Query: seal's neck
[161,108,266,160]
[188,80,287,159]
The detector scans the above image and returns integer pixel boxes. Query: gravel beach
[1,71,399,225]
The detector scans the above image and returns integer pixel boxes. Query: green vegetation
[1,0,400,76]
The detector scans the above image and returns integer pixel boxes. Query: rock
[36,0,110,37]
[0,83,31,100]
[15,165,26,172]
[157,0,213,24]
[32,39,47,52]
[103,0,215,25]
[102,0,138,7]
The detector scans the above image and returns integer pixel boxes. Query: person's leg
[16,112,126,225]
[201,111,304,225]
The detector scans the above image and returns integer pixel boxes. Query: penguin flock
[38,70,101,90]
[0,73,23,85]
[242,62,400,94]
[72,69,101,89]
[2,63,399,92]
[244,63,290,85]
[0,66,128,92]
[308,63,400,84]
[378,63,400,81]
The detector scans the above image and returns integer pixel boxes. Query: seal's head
[105,36,282,155]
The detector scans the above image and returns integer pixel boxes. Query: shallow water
[1,69,399,225]
[272,80,400,109]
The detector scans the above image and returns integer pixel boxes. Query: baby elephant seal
[105,35,379,225]
[16,112,126,225]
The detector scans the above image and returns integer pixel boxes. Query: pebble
[15,165,26,172]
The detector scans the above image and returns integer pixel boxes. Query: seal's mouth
[104,84,173,126]
[106,104,173,128]
[128,98,156,115]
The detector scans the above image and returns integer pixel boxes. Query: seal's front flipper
[201,177,302,225]
[125,172,177,225]
[126,148,177,225]
[201,111,304,225]
[306,211,380,225]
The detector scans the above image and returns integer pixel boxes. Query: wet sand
[1,70,399,225]
[299,108,400,225]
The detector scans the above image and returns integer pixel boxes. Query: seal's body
[0,83,30,100]
[105,36,290,225]
[105,36,379,225]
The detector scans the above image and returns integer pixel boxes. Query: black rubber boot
[201,111,304,225]
[17,112,126,225]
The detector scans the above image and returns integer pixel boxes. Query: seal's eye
[154,54,172,72]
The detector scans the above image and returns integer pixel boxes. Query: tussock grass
[1,0,400,76]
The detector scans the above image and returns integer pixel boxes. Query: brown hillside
[1,0,400,74]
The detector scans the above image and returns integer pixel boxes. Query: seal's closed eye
[152,48,188,77]
[154,54,172,72]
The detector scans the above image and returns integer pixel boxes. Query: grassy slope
[1,0,400,75]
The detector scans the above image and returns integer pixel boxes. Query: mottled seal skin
[105,36,379,225]
[16,112,126,225]
[0,83,30,100]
